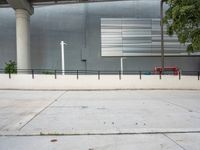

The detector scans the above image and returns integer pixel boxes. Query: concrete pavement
[1,133,200,150]
[0,90,200,149]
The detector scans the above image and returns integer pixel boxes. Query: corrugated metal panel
[101,18,188,56]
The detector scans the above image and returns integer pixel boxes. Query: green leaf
[163,0,200,52]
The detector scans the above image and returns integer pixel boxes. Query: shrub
[42,71,54,74]
[4,60,17,74]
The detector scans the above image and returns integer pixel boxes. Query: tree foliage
[163,0,200,52]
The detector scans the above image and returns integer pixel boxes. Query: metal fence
[0,69,199,80]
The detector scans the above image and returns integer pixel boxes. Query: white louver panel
[101,18,188,56]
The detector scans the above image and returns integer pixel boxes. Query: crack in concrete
[163,134,187,150]
[18,91,67,131]
[160,98,200,114]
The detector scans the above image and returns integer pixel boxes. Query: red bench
[154,66,179,75]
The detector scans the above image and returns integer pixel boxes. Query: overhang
[0,0,129,6]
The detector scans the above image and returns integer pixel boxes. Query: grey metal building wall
[0,0,200,71]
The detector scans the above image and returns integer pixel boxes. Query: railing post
[159,71,162,80]
[54,70,57,79]
[32,69,34,79]
[139,71,142,80]
[198,72,200,80]
[119,71,121,80]
[98,71,100,80]
[9,69,11,79]
[179,71,181,80]
[77,70,79,80]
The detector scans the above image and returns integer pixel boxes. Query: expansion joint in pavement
[18,91,67,131]
[1,130,200,137]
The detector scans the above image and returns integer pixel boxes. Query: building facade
[0,0,199,71]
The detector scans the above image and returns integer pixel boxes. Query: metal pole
[119,71,121,80]
[60,41,67,75]
[54,70,57,79]
[120,57,123,75]
[32,69,34,79]
[160,0,164,73]
[9,69,11,79]
[120,57,126,75]
[77,70,79,80]
[98,71,100,80]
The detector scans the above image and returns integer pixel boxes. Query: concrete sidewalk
[0,90,200,149]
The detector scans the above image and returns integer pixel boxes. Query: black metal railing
[0,69,199,80]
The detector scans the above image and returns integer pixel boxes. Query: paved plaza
[0,90,200,149]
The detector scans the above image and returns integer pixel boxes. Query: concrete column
[16,9,31,70]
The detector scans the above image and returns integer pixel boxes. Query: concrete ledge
[0,74,199,90]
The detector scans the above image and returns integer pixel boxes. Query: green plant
[4,60,17,74]
[163,0,200,52]
[42,71,54,74]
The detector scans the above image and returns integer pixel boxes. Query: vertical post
[60,41,67,75]
[31,69,34,79]
[198,72,200,80]
[54,70,57,79]
[9,69,11,79]
[160,0,165,72]
[120,57,126,75]
[120,57,123,75]
[119,71,121,80]
[139,71,142,80]
[179,71,181,80]
[98,71,100,80]
[159,70,162,80]
[77,70,79,80]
